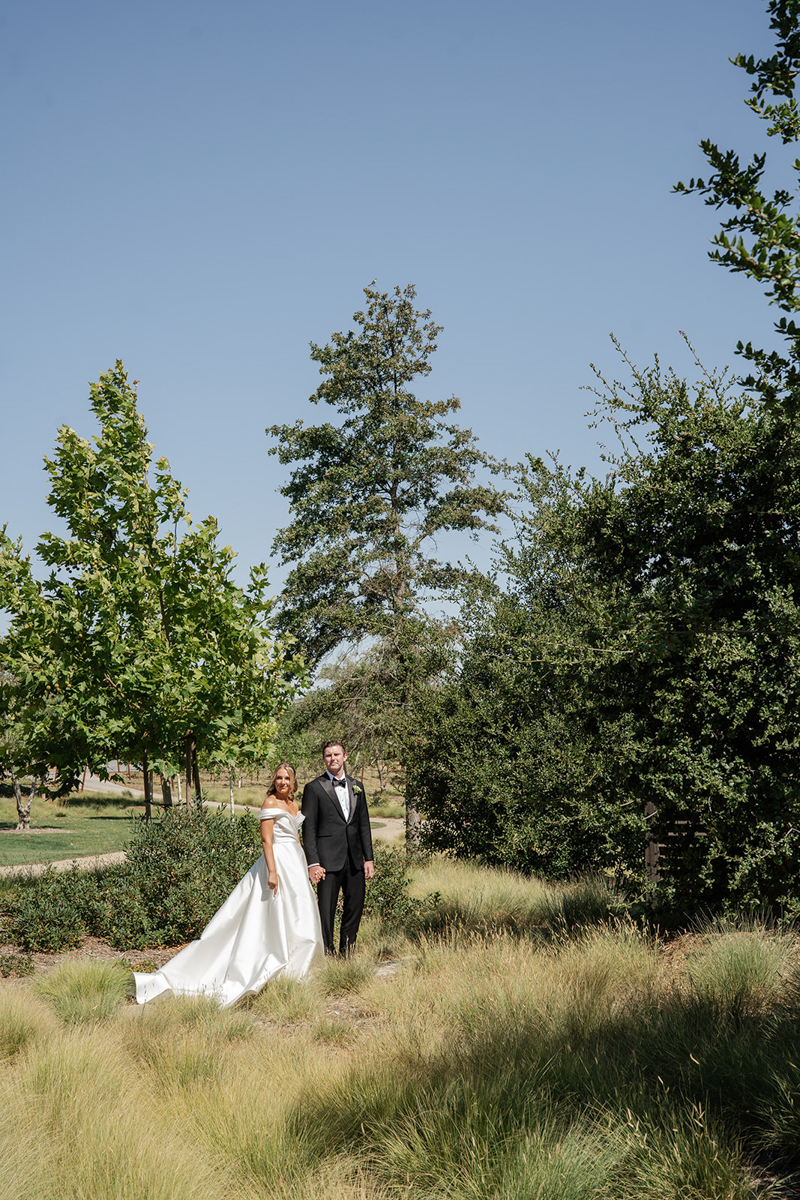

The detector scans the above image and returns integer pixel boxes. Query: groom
[302,740,374,956]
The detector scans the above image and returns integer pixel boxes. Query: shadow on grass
[58,793,144,813]
[0,821,66,832]
[286,924,800,1198]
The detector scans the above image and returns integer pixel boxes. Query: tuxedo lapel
[319,774,346,821]
[345,775,362,825]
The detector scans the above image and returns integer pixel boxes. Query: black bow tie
[331,776,347,787]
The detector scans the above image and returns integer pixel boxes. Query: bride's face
[274,769,293,799]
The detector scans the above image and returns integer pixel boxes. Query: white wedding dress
[133,808,324,1008]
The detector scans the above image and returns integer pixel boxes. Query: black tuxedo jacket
[301,772,373,873]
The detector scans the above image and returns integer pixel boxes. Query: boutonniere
[353,784,363,795]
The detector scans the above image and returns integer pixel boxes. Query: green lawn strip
[0,793,145,866]
[0,788,401,868]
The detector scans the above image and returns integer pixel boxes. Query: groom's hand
[364,860,374,881]
[309,865,325,884]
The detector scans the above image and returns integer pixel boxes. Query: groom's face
[323,744,346,778]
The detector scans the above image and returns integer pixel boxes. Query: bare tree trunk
[192,738,202,806]
[142,746,152,822]
[176,772,182,805]
[229,766,235,816]
[13,773,37,831]
[185,731,193,811]
[161,774,173,809]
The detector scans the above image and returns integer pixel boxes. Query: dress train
[133,808,323,1008]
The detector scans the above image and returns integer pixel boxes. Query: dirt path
[0,851,128,881]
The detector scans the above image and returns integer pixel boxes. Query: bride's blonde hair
[267,763,298,803]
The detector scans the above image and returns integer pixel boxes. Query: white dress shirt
[327,771,350,820]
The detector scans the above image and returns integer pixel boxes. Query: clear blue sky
[0,0,782,592]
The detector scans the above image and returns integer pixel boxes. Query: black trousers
[316,857,366,955]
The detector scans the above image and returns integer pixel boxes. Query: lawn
[0,792,145,867]
[0,786,402,869]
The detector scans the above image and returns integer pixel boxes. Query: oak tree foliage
[410,347,800,915]
[675,0,800,415]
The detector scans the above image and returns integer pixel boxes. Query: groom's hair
[322,739,345,754]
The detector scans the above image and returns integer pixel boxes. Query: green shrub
[116,803,262,946]
[5,808,425,954]
[5,805,262,952]
[7,867,106,952]
[0,952,33,978]
[363,843,420,930]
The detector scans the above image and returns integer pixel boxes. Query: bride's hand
[268,870,279,896]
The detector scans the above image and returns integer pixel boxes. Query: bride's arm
[260,816,279,896]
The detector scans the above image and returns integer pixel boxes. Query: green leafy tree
[407,455,645,884]
[277,620,451,795]
[268,284,504,836]
[0,364,305,818]
[675,0,800,415]
[579,350,800,914]
[411,348,800,916]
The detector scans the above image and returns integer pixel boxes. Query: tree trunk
[192,739,202,806]
[142,746,152,822]
[229,766,235,816]
[405,796,421,850]
[185,731,193,811]
[13,773,37,831]
[161,774,173,809]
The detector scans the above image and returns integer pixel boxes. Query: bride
[133,764,324,1008]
